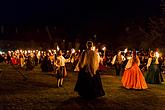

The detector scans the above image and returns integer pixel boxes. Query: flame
[48,50,51,53]
[92,46,96,51]
[155,52,159,58]
[57,46,60,51]
[124,48,128,53]
[102,47,106,51]
[71,48,75,54]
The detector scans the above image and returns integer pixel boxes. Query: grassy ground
[0,63,165,110]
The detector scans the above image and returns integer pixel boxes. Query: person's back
[122,49,148,89]
[74,41,105,99]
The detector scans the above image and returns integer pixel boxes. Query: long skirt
[74,67,105,99]
[121,64,148,89]
[145,64,164,84]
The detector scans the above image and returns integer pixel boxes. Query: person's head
[155,48,159,52]
[117,50,121,55]
[132,49,136,57]
[86,41,93,49]
[150,51,154,57]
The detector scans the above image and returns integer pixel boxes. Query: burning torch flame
[155,52,159,58]
[92,46,96,51]
[102,47,106,51]
[57,46,60,51]
[48,50,51,53]
[124,48,128,53]
[71,48,75,54]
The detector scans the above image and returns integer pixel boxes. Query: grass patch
[0,63,165,110]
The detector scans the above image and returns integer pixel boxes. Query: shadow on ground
[55,97,126,110]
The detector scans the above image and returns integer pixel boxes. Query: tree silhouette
[140,17,165,49]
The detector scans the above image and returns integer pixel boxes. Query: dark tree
[140,17,165,49]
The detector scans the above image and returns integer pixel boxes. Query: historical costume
[41,53,54,72]
[7,52,11,64]
[0,54,4,63]
[26,53,35,71]
[47,52,54,72]
[34,53,39,66]
[74,41,105,99]
[111,50,126,76]
[40,55,49,72]
[145,51,164,84]
[55,50,68,88]
[19,53,25,68]
[121,50,148,89]
[98,55,105,71]
[11,55,18,65]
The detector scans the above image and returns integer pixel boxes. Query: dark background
[0,0,161,43]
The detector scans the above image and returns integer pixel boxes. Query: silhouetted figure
[26,55,35,71]
[74,41,105,99]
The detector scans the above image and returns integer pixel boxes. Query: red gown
[121,59,148,89]
[11,57,18,65]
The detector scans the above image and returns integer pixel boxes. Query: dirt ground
[0,63,165,110]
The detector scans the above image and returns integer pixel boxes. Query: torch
[92,46,96,51]
[70,48,75,58]
[155,52,159,58]
[124,48,128,54]
[68,48,75,63]
[57,45,60,51]
[102,46,106,58]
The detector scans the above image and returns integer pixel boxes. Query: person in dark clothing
[26,54,35,71]
[111,50,126,76]
[74,41,105,99]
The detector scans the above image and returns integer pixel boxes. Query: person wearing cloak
[74,41,105,99]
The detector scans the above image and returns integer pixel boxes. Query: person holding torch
[54,50,68,88]
[145,49,164,84]
[111,50,126,76]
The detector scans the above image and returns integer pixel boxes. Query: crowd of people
[0,42,165,99]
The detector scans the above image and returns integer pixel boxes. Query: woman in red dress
[121,49,148,89]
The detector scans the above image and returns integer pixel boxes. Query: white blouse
[125,56,140,69]
[56,55,66,67]
[74,50,100,77]
[111,55,126,65]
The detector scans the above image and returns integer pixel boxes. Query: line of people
[74,41,165,100]
[0,42,164,100]
[111,49,164,90]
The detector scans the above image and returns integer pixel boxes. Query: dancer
[55,50,67,88]
[111,50,126,76]
[121,49,148,89]
[145,50,164,84]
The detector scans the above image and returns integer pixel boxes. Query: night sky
[0,0,161,41]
